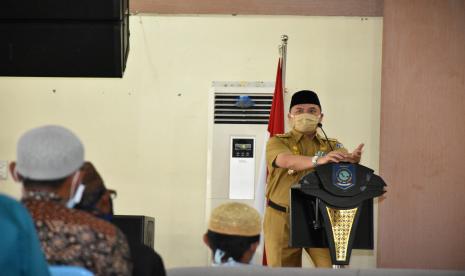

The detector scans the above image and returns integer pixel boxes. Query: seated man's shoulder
[0,194,23,211]
[26,198,124,241]
[0,194,32,227]
[69,208,122,237]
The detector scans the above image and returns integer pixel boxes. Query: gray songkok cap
[16,125,84,180]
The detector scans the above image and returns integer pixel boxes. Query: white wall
[0,15,382,268]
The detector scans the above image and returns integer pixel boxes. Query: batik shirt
[22,191,132,276]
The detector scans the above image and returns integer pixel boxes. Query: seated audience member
[129,244,166,276]
[76,161,166,276]
[0,193,50,276]
[75,161,116,221]
[9,125,132,276]
[203,202,262,266]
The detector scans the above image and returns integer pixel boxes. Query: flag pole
[257,35,288,266]
[280,34,288,92]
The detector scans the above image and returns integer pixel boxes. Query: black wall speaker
[2,0,127,20]
[0,0,129,77]
[112,215,155,249]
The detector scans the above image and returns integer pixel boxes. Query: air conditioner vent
[214,93,273,124]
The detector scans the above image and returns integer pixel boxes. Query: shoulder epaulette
[275,133,291,138]
[318,134,337,142]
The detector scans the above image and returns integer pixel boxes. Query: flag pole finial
[281,34,288,44]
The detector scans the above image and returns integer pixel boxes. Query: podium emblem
[333,164,356,190]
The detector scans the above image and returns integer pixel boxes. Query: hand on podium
[316,151,346,165]
[316,143,364,165]
[344,143,364,163]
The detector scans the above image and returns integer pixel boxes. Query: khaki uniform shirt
[266,129,347,208]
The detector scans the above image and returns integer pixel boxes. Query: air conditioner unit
[206,80,274,235]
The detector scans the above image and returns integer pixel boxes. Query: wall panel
[378,0,465,270]
[131,0,383,16]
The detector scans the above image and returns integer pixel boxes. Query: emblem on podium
[333,164,356,190]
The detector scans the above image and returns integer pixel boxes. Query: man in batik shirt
[10,125,132,276]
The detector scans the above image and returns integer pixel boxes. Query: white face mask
[66,172,85,209]
[212,249,237,266]
[290,113,320,134]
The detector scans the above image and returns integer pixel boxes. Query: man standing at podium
[264,90,364,267]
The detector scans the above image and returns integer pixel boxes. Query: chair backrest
[166,267,465,276]
[49,265,94,276]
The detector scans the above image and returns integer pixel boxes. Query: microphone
[313,123,333,230]
[317,123,334,151]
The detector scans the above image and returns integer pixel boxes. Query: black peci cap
[289,90,321,110]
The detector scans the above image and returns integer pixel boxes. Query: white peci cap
[16,125,84,180]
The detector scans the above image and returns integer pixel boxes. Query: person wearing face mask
[75,161,116,221]
[9,125,132,276]
[203,202,262,266]
[264,90,364,267]
[76,161,167,276]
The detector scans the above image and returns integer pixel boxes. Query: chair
[49,265,94,276]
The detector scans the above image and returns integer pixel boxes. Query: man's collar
[315,133,326,144]
[22,190,62,202]
[290,129,323,144]
[290,129,304,142]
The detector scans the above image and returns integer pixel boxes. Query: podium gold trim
[326,207,358,261]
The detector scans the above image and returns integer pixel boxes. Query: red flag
[261,58,285,266]
[268,59,285,136]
